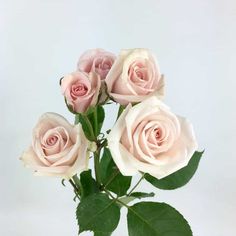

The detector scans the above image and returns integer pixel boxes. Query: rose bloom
[77,48,116,80]
[61,71,101,113]
[107,96,197,179]
[21,113,89,179]
[105,48,165,105]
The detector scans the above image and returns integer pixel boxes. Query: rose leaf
[127,202,192,236]
[100,148,132,196]
[145,151,204,190]
[80,170,100,199]
[76,193,120,235]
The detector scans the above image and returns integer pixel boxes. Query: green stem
[127,174,145,196]
[94,149,101,184]
[93,107,98,137]
[104,189,130,209]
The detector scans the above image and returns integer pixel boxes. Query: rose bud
[61,71,101,113]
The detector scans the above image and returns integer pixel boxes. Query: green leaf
[127,202,192,236]
[77,193,120,235]
[86,105,105,136]
[129,192,155,198]
[94,105,105,136]
[118,192,155,207]
[145,151,204,190]
[80,170,99,199]
[75,113,95,141]
[94,232,111,236]
[75,105,105,141]
[100,148,132,196]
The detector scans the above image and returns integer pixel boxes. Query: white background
[1,0,236,235]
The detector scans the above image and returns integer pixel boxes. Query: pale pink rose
[108,96,197,179]
[61,71,101,113]
[21,113,89,179]
[105,48,165,105]
[77,49,116,80]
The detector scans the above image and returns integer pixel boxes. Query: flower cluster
[21,48,202,236]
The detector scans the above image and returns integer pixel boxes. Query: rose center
[154,128,163,145]
[129,62,149,85]
[46,135,58,146]
[71,83,88,97]
[95,59,112,70]
[136,70,145,80]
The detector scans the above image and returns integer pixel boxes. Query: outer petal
[33,113,74,139]
[105,49,129,92]
[21,147,45,168]
[109,75,165,105]
[63,124,89,179]
[77,48,110,71]
[107,104,138,175]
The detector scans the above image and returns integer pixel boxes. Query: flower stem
[104,189,130,209]
[93,107,98,136]
[127,174,145,196]
[94,149,101,184]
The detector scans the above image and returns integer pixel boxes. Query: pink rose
[105,48,165,105]
[21,113,89,179]
[107,96,197,179]
[61,71,101,113]
[77,49,116,80]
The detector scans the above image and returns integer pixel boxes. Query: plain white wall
[1,0,236,235]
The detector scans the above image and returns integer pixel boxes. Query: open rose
[105,48,165,105]
[21,113,89,179]
[107,96,197,179]
[61,71,101,113]
[77,49,116,80]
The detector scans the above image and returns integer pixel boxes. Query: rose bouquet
[21,48,203,236]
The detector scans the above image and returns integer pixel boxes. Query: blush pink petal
[77,48,116,80]
[107,96,198,179]
[21,113,89,179]
[106,49,164,105]
[61,71,101,113]
[109,75,165,105]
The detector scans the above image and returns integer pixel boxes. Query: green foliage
[80,170,99,199]
[129,192,155,198]
[145,151,204,190]
[100,148,132,196]
[94,232,111,236]
[118,192,155,207]
[127,202,192,236]
[77,193,120,235]
[75,105,105,141]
